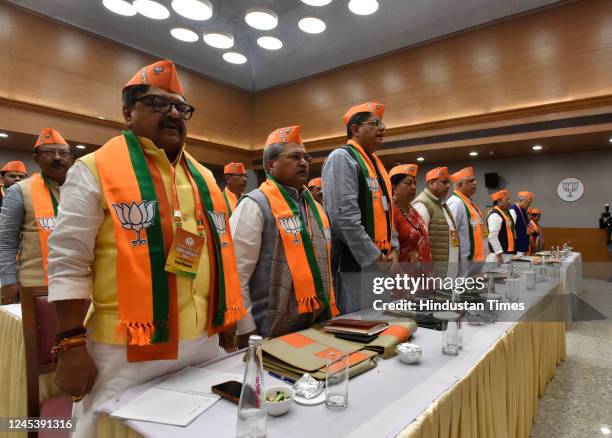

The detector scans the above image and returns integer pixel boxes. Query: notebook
[111,366,242,427]
[323,319,388,336]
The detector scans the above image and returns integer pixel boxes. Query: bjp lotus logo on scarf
[278,215,302,245]
[37,217,56,232]
[367,177,379,193]
[209,211,229,247]
[112,201,156,246]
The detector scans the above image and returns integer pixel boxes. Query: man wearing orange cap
[509,191,534,256]
[412,167,459,278]
[230,126,338,345]
[0,130,73,304]
[321,102,399,314]
[447,167,488,276]
[45,60,245,436]
[307,177,323,203]
[0,160,28,209]
[527,208,544,254]
[487,189,516,266]
[222,162,247,215]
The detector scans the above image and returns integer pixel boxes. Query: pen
[267,371,296,385]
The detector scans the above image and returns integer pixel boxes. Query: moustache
[159,119,183,134]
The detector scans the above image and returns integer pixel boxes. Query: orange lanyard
[169,159,206,237]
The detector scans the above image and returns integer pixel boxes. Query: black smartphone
[211,380,243,404]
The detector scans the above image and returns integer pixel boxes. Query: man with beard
[322,102,398,314]
[307,177,323,204]
[412,167,459,278]
[0,160,28,210]
[231,126,338,345]
[487,189,516,266]
[0,130,73,304]
[46,60,245,436]
[222,162,247,215]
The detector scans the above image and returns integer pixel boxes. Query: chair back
[20,286,59,420]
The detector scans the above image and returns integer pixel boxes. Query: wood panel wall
[253,0,612,148]
[0,2,253,150]
[542,227,611,262]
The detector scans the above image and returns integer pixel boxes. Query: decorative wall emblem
[557,178,584,202]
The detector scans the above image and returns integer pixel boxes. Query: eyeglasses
[359,119,385,130]
[134,95,195,120]
[278,152,313,164]
[37,148,73,159]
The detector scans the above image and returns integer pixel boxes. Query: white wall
[0,149,37,176]
[414,149,612,228]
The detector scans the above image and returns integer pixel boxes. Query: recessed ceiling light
[601,426,611,435]
[417,157,424,162]
[348,0,379,15]
[204,31,234,49]
[532,144,543,151]
[133,0,170,20]
[223,51,247,64]
[97,116,107,120]
[0,132,8,138]
[245,7,278,30]
[608,137,612,143]
[470,151,478,156]
[171,0,212,21]
[257,36,283,50]
[76,144,86,150]
[171,28,199,42]
[301,0,333,5]
[102,0,137,16]
[298,16,326,34]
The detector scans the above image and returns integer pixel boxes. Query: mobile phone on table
[211,380,243,404]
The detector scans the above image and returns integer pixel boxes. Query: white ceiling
[7,0,562,91]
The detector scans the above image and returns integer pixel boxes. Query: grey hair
[262,142,287,173]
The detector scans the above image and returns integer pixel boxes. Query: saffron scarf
[259,177,339,319]
[222,187,238,216]
[94,130,245,360]
[344,140,393,252]
[494,206,516,253]
[452,191,487,261]
[30,174,58,283]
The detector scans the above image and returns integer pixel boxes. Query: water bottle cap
[248,335,263,345]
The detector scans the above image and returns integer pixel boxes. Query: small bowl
[265,385,294,416]
[396,342,422,364]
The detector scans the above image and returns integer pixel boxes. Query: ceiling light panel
[171,28,199,42]
[348,0,379,16]
[299,16,326,34]
[171,0,213,21]
[257,36,283,50]
[102,0,137,16]
[245,7,278,30]
[223,51,248,64]
[204,31,234,49]
[133,0,170,20]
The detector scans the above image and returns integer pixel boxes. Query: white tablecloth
[559,252,582,295]
[98,277,563,438]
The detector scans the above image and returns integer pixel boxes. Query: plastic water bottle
[236,335,267,438]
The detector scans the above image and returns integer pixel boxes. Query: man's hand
[54,345,97,401]
[237,330,257,349]
[0,283,21,305]
[496,253,503,267]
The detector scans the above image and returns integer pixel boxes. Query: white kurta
[412,201,459,278]
[447,194,489,276]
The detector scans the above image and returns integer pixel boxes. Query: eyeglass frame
[358,119,386,130]
[277,152,313,164]
[134,94,196,120]
[36,147,73,158]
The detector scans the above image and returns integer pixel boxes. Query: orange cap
[0,161,27,174]
[389,164,418,179]
[450,166,474,183]
[265,126,303,147]
[342,102,385,125]
[491,189,510,201]
[517,191,534,201]
[307,177,321,188]
[224,162,246,174]
[425,167,449,182]
[124,60,184,96]
[529,208,542,215]
[34,128,68,149]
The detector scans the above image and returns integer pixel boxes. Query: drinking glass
[325,351,349,410]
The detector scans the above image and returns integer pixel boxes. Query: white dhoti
[71,334,223,438]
